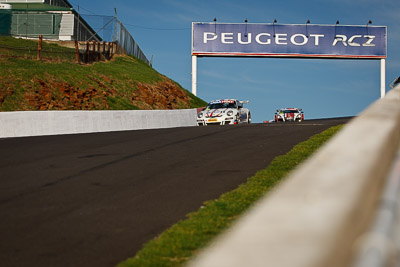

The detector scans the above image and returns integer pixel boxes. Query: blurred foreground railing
[352,147,400,267]
[188,84,400,267]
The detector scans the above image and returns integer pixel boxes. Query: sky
[69,0,399,123]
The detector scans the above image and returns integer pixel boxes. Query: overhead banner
[192,22,387,59]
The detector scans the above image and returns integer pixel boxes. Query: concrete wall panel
[0,109,197,138]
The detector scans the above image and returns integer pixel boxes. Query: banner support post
[380,58,386,98]
[192,55,197,96]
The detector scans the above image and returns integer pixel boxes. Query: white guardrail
[188,84,400,267]
[0,109,197,138]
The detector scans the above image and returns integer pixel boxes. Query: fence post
[75,40,80,64]
[92,41,95,62]
[37,35,42,60]
[103,41,107,59]
[97,42,101,61]
[86,41,89,63]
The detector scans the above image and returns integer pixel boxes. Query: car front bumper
[197,117,236,126]
[276,115,302,122]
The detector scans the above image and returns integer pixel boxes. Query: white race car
[197,99,251,126]
[275,108,304,122]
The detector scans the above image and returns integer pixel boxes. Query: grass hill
[0,37,207,111]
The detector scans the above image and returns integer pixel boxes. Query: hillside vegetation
[0,37,207,111]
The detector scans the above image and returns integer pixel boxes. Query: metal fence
[81,13,151,65]
[116,20,150,65]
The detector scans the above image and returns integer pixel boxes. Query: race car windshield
[207,102,236,109]
[283,110,299,113]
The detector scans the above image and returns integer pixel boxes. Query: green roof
[10,3,72,12]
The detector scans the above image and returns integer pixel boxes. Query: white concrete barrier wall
[0,109,197,138]
[188,85,400,267]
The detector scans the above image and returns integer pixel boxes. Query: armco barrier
[188,84,400,267]
[0,109,197,138]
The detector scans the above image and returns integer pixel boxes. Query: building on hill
[0,0,101,41]
[0,3,12,35]
[2,0,73,9]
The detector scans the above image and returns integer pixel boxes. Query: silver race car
[275,108,304,122]
[197,99,251,126]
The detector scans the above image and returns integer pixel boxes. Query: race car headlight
[227,110,233,116]
[197,113,203,118]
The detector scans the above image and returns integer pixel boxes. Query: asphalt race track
[0,118,350,267]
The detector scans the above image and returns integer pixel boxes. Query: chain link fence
[116,20,150,65]
[81,13,151,65]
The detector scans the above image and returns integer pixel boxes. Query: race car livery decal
[206,108,228,117]
[209,99,235,104]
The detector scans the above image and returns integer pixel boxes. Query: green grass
[107,95,140,110]
[117,124,344,267]
[0,56,165,92]
[0,36,76,61]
